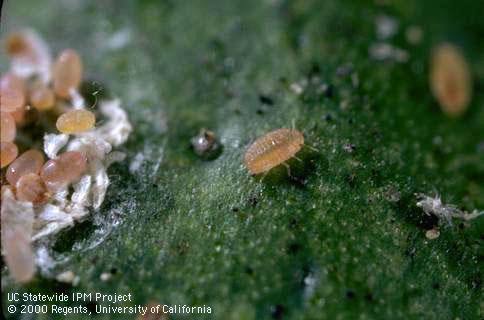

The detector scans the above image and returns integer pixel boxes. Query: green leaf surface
[1,0,483,319]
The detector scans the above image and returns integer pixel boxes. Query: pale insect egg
[1,112,16,142]
[6,149,45,186]
[53,49,83,99]
[15,173,50,205]
[0,73,26,112]
[244,128,305,175]
[10,106,27,125]
[1,141,19,168]
[30,84,55,111]
[56,109,96,134]
[40,151,87,191]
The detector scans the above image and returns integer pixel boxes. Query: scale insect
[244,128,316,177]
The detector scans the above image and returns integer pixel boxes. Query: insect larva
[430,43,472,117]
[244,128,305,175]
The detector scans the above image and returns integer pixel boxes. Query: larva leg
[283,162,291,177]
[303,144,319,153]
[260,171,269,182]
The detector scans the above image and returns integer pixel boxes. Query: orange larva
[430,43,472,117]
[244,128,304,175]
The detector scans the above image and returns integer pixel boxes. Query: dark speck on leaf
[270,304,285,319]
[259,94,274,105]
[245,266,254,275]
[343,143,356,153]
[421,213,439,230]
[248,194,259,207]
[373,131,383,140]
[471,273,482,289]
[309,62,321,75]
[345,173,357,188]
[346,290,356,299]
[320,83,334,98]
[288,242,301,254]
[432,283,440,290]
[384,185,401,202]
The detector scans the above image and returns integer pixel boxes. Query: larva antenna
[282,162,292,177]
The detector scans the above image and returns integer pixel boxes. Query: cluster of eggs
[1,32,96,205]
